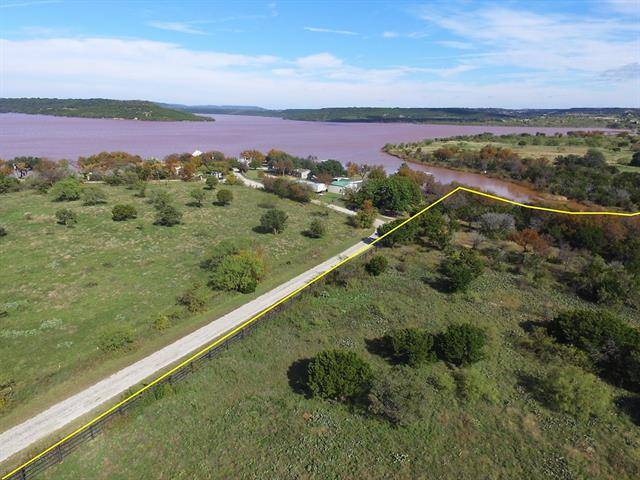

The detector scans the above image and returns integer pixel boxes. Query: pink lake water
[0,113,611,201]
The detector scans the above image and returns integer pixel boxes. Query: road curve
[0,228,378,465]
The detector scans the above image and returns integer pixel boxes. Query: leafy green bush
[306,349,373,401]
[205,176,218,190]
[112,204,137,221]
[200,240,242,271]
[368,369,424,425]
[440,248,484,292]
[81,185,107,205]
[260,208,288,234]
[307,219,326,238]
[538,366,611,420]
[189,188,206,207]
[176,286,207,312]
[365,255,388,276]
[50,177,81,201]
[386,328,436,366]
[419,209,456,249]
[217,189,233,205]
[437,323,487,366]
[548,310,640,391]
[154,204,182,226]
[350,200,377,229]
[208,250,265,293]
[55,208,77,226]
[0,175,20,194]
[575,256,632,304]
[377,218,420,247]
[148,189,173,210]
[225,173,238,185]
[153,315,171,331]
[453,368,498,403]
[97,328,135,352]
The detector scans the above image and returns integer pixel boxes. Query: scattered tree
[217,189,233,205]
[81,185,107,205]
[305,349,373,402]
[440,248,484,292]
[307,219,326,238]
[365,255,388,276]
[208,250,265,293]
[154,204,182,226]
[350,200,377,229]
[260,208,288,234]
[437,323,487,366]
[189,188,206,207]
[50,177,81,201]
[385,328,436,366]
[205,176,219,190]
[55,208,77,226]
[112,204,137,221]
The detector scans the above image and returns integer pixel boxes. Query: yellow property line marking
[3,186,638,479]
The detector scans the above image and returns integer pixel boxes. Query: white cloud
[148,21,208,35]
[0,0,59,8]
[382,31,399,38]
[1,36,637,108]
[304,26,357,36]
[419,5,640,75]
[382,31,427,39]
[437,40,474,50]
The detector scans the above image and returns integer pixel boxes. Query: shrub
[426,365,456,393]
[538,366,611,420]
[205,176,218,190]
[368,370,424,425]
[50,177,81,201]
[55,208,77,226]
[262,176,311,203]
[386,328,436,366]
[0,226,6,237]
[153,315,171,331]
[437,323,487,366]
[176,287,207,312]
[350,200,377,229]
[97,328,135,352]
[260,208,288,234]
[148,189,173,210]
[201,239,242,271]
[225,173,238,185]
[307,219,326,238]
[81,185,107,205]
[189,188,206,207]
[154,204,182,226]
[440,248,484,292]
[111,204,137,221]
[575,256,632,304]
[454,368,498,403]
[548,310,640,391]
[287,183,311,203]
[208,250,265,293]
[134,180,147,198]
[217,189,233,205]
[479,212,515,239]
[419,209,456,249]
[377,218,420,247]
[365,255,388,276]
[0,175,20,194]
[306,349,373,401]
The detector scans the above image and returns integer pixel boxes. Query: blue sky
[1,0,639,108]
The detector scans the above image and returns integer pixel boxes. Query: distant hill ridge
[0,98,212,122]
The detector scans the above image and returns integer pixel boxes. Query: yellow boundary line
[2,186,638,479]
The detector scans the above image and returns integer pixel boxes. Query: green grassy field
[39,231,640,479]
[394,139,638,171]
[0,182,366,430]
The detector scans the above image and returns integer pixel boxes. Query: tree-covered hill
[0,98,212,122]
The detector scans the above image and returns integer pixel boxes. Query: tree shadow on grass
[616,395,640,426]
[365,336,401,365]
[252,225,272,234]
[287,358,311,398]
[422,274,453,293]
[185,201,203,208]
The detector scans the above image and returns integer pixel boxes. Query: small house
[296,179,327,193]
[293,168,311,180]
[327,178,363,195]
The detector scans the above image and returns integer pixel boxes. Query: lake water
[0,113,607,201]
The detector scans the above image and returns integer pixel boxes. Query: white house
[293,168,311,180]
[327,178,363,194]
[296,179,327,193]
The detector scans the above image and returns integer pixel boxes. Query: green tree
[306,350,373,401]
[217,189,233,205]
[350,200,377,229]
[208,251,265,293]
[55,208,77,226]
[539,366,610,420]
[386,328,436,366]
[365,255,388,276]
[440,248,484,292]
[355,175,422,213]
[437,323,487,366]
[112,204,137,221]
[0,175,20,194]
[154,204,182,226]
[81,185,107,206]
[205,176,218,190]
[189,188,206,207]
[419,209,456,249]
[307,219,326,238]
[576,256,632,304]
[260,209,288,234]
[50,177,81,201]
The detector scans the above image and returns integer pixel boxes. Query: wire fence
[2,263,350,480]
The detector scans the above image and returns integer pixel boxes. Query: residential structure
[327,178,363,194]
